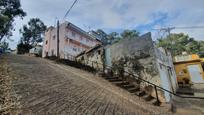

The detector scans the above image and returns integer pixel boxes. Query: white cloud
[9,0,204,49]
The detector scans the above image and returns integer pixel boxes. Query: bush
[17,43,32,54]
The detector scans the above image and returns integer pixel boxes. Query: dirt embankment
[0,55,20,115]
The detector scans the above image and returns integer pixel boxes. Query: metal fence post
[96,62,98,70]
[92,61,94,73]
[154,85,159,105]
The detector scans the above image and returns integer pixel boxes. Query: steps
[113,81,129,86]
[143,94,154,101]
[101,74,161,106]
[136,90,146,97]
[176,86,194,95]
[105,77,122,82]
[122,84,135,89]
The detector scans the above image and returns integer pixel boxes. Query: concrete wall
[76,45,104,70]
[155,47,178,102]
[105,33,160,85]
[104,32,177,102]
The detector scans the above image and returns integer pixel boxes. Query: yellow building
[174,54,204,85]
[201,58,204,63]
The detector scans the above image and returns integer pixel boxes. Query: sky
[9,0,204,49]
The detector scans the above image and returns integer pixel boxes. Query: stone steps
[102,74,161,106]
[122,84,135,89]
[176,87,194,95]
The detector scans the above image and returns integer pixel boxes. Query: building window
[80,36,83,41]
[72,32,76,38]
[53,35,56,40]
[73,48,77,51]
[45,40,48,44]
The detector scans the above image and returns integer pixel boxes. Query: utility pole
[155,27,175,112]
[57,20,60,58]
[166,27,175,55]
[155,27,175,53]
[57,0,78,59]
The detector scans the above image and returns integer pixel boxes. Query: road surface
[1,54,171,115]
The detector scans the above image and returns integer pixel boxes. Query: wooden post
[57,20,60,58]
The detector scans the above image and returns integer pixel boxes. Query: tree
[107,32,121,44]
[20,18,47,46]
[17,42,32,54]
[95,29,108,39]
[0,40,9,50]
[0,0,26,41]
[120,29,140,39]
[108,32,120,40]
[199,41,204,52]
[186,40,200,54]
[157,33,204,56]
[93,29,140,44]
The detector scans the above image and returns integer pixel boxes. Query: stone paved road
[3,54,171,115]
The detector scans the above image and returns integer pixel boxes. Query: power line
[63,0,78,20]
[174,26,204,29]
[153,26,204,31]
[152,26,204,40]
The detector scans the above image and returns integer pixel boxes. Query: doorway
[187,64,204,83]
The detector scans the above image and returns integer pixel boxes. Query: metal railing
[78,59,204,98]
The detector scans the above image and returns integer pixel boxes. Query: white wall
[155,47,178,102]
[66,29,96,47]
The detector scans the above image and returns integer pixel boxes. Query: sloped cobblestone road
[3,54,171,115]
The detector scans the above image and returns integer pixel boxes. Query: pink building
[42,22,101,59]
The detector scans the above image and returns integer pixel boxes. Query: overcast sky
[9,0,204,49]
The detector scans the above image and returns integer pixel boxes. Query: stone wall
[76,45,104,70]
